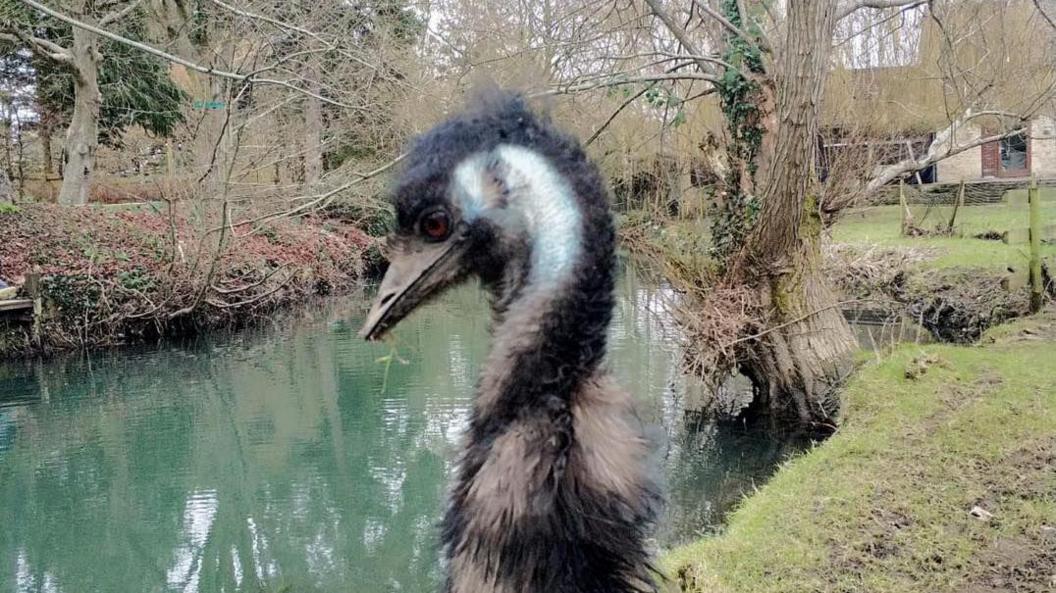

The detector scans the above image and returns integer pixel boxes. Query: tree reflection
[0,266,807,593]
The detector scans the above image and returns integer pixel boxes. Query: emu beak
[359,239,465,341]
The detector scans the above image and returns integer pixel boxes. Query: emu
[360,92,660,593]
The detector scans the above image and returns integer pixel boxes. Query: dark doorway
[999,133,1030,176]
[983,132,1031,178]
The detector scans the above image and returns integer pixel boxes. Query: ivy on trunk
[710,0,857,424]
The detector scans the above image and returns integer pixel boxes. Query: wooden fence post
[26,271,43,348]
[899,179,909,235]
[948,179,965,234]
[1029,176,1043,313]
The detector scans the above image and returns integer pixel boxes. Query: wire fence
[881,178,1056,243]
[872,177,1056,206]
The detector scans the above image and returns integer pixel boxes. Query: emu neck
[474,147,615,425]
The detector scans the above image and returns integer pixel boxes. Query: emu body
[360,93,660,593]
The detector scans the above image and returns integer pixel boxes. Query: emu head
[359,96,583,341]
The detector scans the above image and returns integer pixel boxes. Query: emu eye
[420,210,451,241]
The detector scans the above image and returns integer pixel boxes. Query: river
[0,264,812,593]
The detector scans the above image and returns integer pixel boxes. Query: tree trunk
[303,87,323,188]
[0,169,13,205]
[58,24,101,206]
[1,109,11,193]
[302,52,324,188]
[40,110,55,178]
[725,0,856,424]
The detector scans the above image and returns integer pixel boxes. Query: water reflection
[0,265,808,593]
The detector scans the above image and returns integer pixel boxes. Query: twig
[837,0,926,21]
[643,0,721,72]
[691,0,771,53]
[1035,0,1056,31]
[533,73,719,98]
[204,273,293,309]
[585,84,654,146]
[99,0,144,26]
[16,0,357,109]
[205,0,393,80]
[210,264,287,295]
[198,154,406,238]
[721,299,876,349]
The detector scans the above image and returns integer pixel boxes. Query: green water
[0,266,809,593]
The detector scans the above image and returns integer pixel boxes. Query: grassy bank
[621,191,1056,342]
[833,188,1056,273]
[0,204,372,356]
[664,309,1056,593]
[623,189,1056,277]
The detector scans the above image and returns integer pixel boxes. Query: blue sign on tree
[192,100,226,110]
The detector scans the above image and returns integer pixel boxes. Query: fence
[892,178,1054,242]
[872,177,1056,206]
[889,177,1051,312]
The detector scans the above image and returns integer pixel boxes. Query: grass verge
[833,203,1056,272]
[663,309,1056,593]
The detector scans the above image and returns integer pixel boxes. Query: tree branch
[1035,0,1056,31]
[100,0,144,26]
[533,73,719,98]
[585,84,654,147]
[205,0,384,76]
[837,0,926,21]
[16,0,357,110]
[864,115,1026,192]
[658,51,736,71]
[692,0,771,53]
[0,30,73,65]
[642,0,716,73]
[219,154,407,234]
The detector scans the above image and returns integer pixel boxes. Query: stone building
[937,116,1056,182]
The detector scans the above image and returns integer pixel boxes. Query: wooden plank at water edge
[0,300,34,312]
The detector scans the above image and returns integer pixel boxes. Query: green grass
[832,189,1056,271]
[621,188,1056,275]
[663,311,1056,593]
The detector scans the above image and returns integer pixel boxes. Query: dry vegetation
[0,203,369,355]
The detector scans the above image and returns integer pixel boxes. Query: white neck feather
[452,145,582,288]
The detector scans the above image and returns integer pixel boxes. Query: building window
[1000,133,1028,172]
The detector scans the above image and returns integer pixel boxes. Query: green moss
[664,310,1056,593]
[771,275,798,316]
[801,194,822,242]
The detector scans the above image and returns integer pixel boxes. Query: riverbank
[0,204,372,357]
[664,308,1056,593]
[620,198,1055,343]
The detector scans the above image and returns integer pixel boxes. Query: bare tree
[625,0,1054,422]
[2,0,191,205]
[2,0,112,204]
[0,167,12,204]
